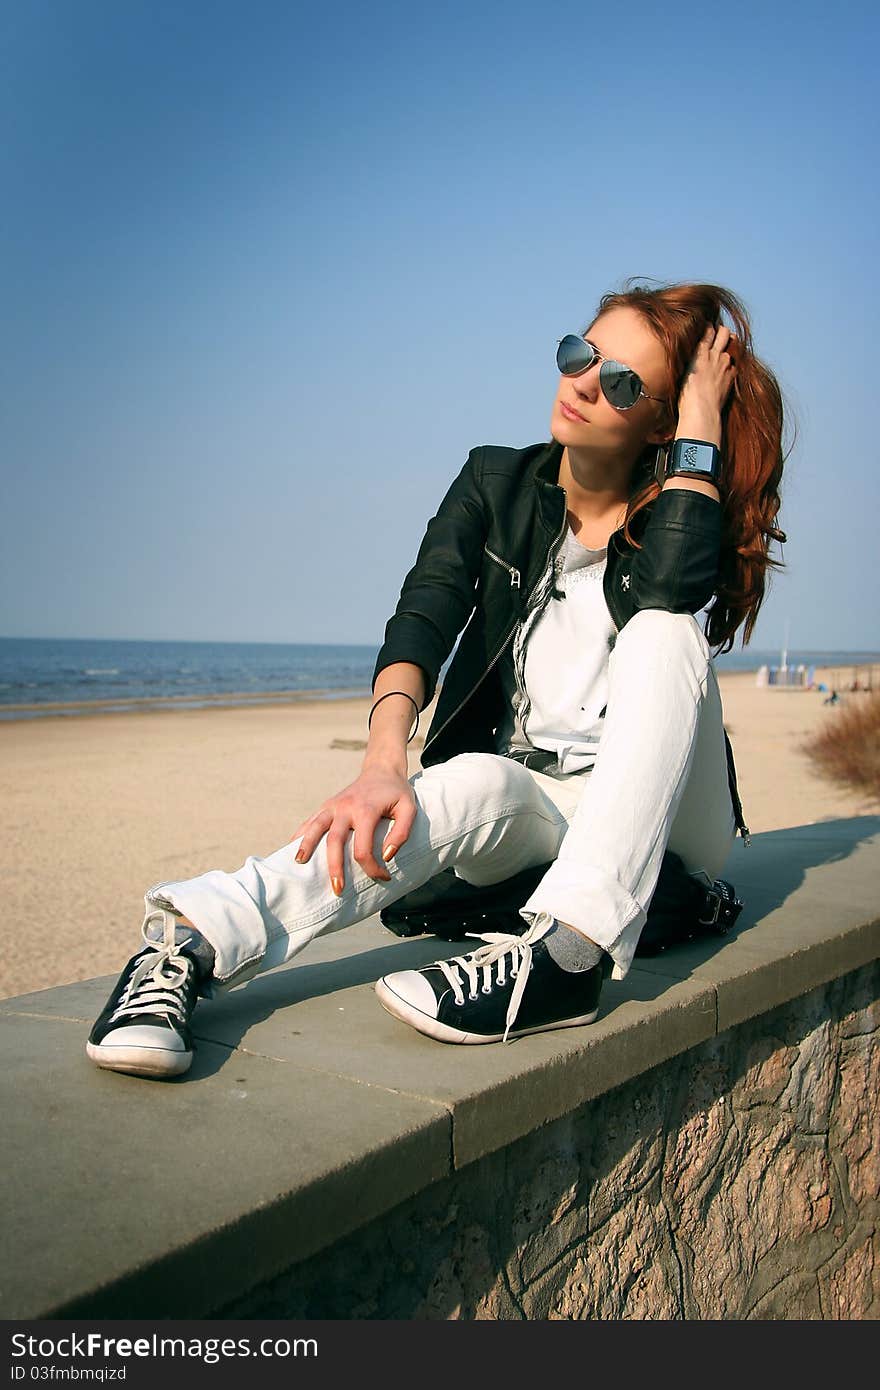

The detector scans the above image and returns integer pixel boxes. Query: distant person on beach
[87,280,787,1077]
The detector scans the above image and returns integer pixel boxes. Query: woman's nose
[573,362,602,401]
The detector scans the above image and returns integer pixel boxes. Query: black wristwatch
[665,437,722,485]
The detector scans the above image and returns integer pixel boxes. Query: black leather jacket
[372,439,748,837]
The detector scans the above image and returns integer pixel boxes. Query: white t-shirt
[495,526,617,774]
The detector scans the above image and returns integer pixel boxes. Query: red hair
[592,279,791,652]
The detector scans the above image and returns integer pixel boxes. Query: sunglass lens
[556,335,594,376]
[600,361,641,408]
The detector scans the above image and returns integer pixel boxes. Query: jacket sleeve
[372,448,489,709]
[629,486,722,615]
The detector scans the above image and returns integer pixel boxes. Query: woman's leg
[143,751,578,994]
[88,751,582,1074]
[88,610,735,1068]
[368,609,735,1046]
[518,608,736,980]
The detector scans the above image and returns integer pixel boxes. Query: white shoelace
[107,909,196,1029]
[434,915,556,1043]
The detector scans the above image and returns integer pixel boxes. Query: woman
[87,279,787,1076]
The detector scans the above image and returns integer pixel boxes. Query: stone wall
[220,961,879,1320]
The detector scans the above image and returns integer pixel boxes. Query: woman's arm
[363,662,426,779]
[664,321,734,503]
[371,447,489,710]
[290,663,425,894]
[292,452,489,894]
[629,324,735,613]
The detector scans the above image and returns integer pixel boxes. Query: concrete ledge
[1,816,878,1319]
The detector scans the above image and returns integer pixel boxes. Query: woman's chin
[551,411,589,445]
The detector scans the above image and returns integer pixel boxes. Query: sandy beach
[1,666,876,1000]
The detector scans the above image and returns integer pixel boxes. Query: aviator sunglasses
[556,334,669,411]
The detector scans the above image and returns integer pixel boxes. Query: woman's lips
[560,401,587,422]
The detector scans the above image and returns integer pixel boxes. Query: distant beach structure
[756,619,815,687]
[755,663,814,688]
[755,661,876,692]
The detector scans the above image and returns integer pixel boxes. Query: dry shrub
[804,691,880,802]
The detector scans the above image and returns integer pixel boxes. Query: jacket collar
[529,439,566,535]
[529,437,655,548]
[532,438,564,488]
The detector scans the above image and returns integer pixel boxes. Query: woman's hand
[289,766,418,896]
[675,322,738,445]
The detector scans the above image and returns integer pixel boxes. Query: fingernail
[331,876,343,896]
[295,850,305,863]
[382,845,397,861]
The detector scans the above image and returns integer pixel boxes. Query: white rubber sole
[86,1040,192,1079]
[374,978,600,1044]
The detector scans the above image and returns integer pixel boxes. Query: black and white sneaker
[86,908,204,1078]
[374,916,612,1045]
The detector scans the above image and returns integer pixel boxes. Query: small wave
[84,668,120,676]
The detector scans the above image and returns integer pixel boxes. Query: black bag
[379,849,742,956]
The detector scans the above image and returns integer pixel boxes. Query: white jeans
[149,611,736,990]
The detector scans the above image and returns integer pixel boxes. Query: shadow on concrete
[183,816,880,1078]
[722,814,880,919]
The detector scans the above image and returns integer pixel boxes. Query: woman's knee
[619,608,707,646]
[412,752,523,808]
[613,609,710,674]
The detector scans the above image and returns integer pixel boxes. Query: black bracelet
[368,691,420,744]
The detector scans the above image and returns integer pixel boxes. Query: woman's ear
[645,399,676,447]
[645,425,675,446]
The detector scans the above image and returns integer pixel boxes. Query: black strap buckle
[699,889,723,927]
[507,748,559,773]
[698,879,743,935]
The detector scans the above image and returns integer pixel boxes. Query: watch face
[669,440,720,479]
[678,442,714,472]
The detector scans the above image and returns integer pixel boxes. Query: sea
[1,636,878,722]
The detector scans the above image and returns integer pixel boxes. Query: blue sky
[3,0,878,653]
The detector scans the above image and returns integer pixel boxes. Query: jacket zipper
[423,516,565,761]
[507,512,570,750]
[484,544,521,588]
[420,618,521,759]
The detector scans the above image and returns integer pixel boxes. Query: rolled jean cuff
[147,870,269,990]
[518,861,646,981]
